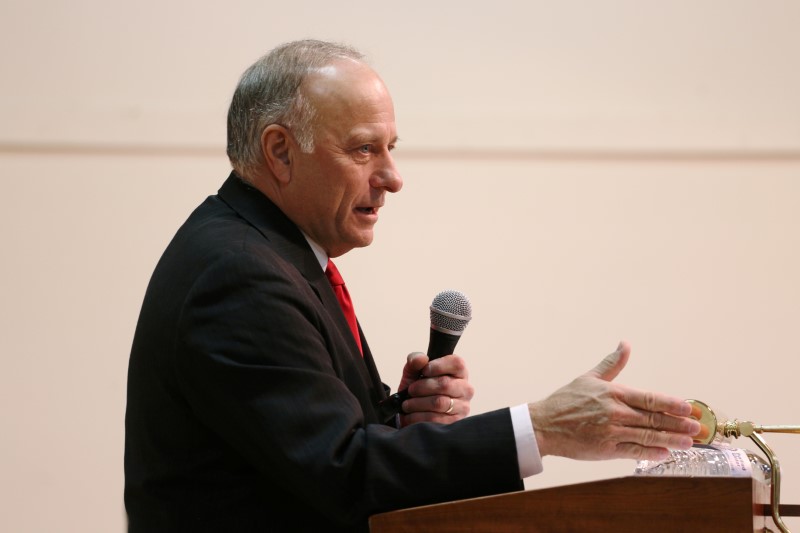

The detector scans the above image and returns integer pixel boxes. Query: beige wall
[2,1,799,531]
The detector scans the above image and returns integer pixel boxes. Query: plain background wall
[1,1,798,531]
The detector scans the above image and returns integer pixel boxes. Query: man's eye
[358,145,371,154]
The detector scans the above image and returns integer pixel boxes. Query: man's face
[282,60,403,258]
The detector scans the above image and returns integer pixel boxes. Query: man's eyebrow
[346,131,400,146]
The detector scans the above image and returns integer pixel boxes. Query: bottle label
[721,448,753,477]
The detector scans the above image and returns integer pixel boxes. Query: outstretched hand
[528,342,700,461]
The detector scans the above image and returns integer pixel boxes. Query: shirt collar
[301,232,329,271]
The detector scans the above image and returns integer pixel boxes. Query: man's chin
[328,234,374,258]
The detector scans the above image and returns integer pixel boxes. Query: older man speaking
[124,40,699,532]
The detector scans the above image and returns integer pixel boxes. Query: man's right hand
[397,351,474,427]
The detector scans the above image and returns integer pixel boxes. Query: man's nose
[371,153,403,193]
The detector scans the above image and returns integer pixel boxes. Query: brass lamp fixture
[688,399,800,533]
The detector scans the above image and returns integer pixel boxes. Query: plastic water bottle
[633,444,771,484]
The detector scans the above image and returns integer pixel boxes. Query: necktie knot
[325,260,345,287]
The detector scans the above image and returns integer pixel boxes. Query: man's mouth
[356,207,378,215]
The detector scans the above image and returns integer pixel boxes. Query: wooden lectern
[370,476,780,532]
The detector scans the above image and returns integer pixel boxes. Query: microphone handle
[377,328,461,423]
[427,328,462,360]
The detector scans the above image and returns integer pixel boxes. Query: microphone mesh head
[430,290,472,334]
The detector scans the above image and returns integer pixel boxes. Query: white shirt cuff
[510,403,543,478]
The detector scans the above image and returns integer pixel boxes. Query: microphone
[377,290,472,422]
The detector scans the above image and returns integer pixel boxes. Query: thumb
[402,352,428,379]
[588,341,630,382]
[398,351,429,391]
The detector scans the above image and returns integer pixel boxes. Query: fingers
[402,354,472,406]
[589,392,699,461]
[401,395,467,425]
[609,408,699,445]
[626,425,695,451]
[618,387,693,418]
[610,426,695,461]
[399,354,473,426]
[641,409,700,436]
[408,395,459,416]
[604,411,698,459]
[406,367,474,401]
[403,373,474,413]
[397,352,429,391]
[397,353,470,395]
[614,443,671,462]
[597,384,700,439]
[403,384,473,424]
[421,354,469,380]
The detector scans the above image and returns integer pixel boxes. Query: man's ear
[261,125,292,184]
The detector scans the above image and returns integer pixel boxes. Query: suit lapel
[216,173,387,406]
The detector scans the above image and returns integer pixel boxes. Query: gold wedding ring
[445,397,454,414]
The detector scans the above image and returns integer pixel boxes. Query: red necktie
[325,259,363,356]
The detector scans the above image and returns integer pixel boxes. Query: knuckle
[624,443,647,461]
[450,355,466,373]
[401,400,415,414]
[463,382,475,400]
[643,391,657,412]
[435,375,450,391]
[647,411,663,429]
[639,428,657,447]
[434,395,450,412]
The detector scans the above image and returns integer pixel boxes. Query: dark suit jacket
[124,173,523,532]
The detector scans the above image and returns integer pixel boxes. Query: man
[125,40,699,532]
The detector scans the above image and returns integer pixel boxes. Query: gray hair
[226,40,365,180]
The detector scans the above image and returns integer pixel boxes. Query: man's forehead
[344,123,398,144]
[300,60,396,139]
